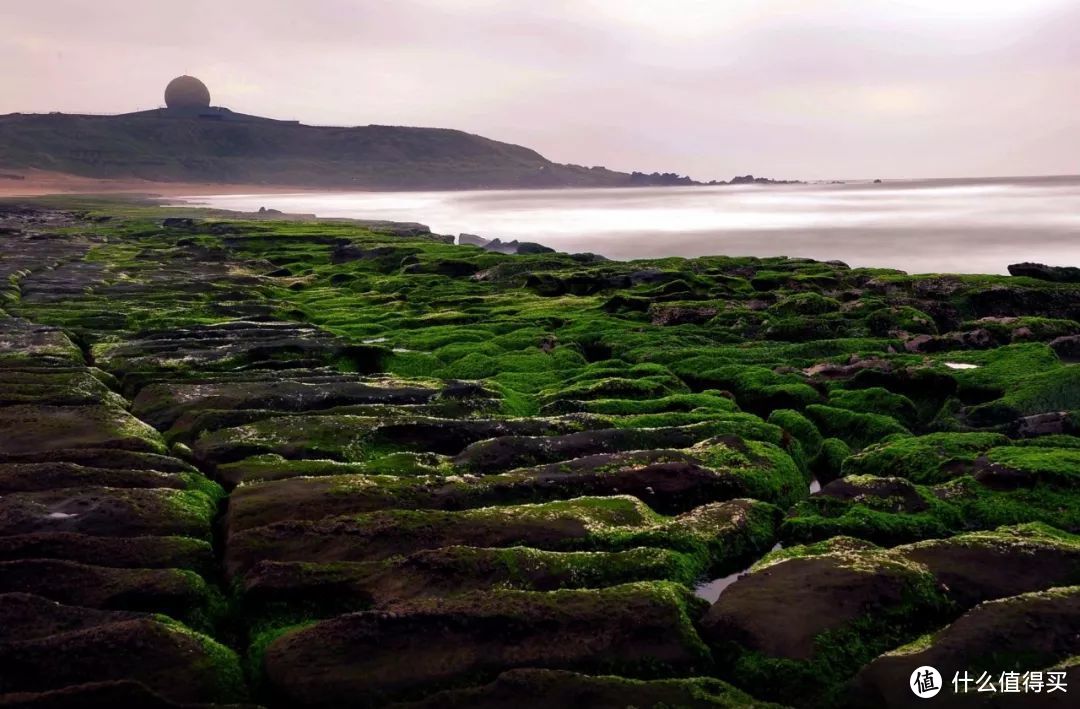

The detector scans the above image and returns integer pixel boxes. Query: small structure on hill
[164,76,211,110]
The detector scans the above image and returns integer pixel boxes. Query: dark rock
[389,669,776,709]
[1008,262,1080,283]
[515,242,555,254]
[457,233,489,247]
[0,679,257,708]
[0,488,214,539]
[223,445,781,533]
[1009,412,1079,438]
[0,593,143,642]
[1050,334,1080,361]
[241,546,697,614]
[262,583,710,704]
[897,525,1080,607]
[701,552,945,661]
[452,423,724,474]
[818,476,929,513]
[0,533,213,573]
[0,559,214,620]
[0,612,245,703]
[160,218,196,230]
[849,586,1080,708]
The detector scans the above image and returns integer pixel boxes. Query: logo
[911,666,943,699]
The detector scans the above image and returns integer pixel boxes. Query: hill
[0,108,697,190]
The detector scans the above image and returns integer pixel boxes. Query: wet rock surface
[2,202,1079,706]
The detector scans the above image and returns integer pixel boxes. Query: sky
[3,0,1078,181]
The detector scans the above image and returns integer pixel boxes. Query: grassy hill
[0,108,684,189]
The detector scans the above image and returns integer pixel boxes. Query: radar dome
[164,75,211,110]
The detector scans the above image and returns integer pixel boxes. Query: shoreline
[0,169,345,199]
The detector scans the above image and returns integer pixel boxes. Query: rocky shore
[0,199,1077,707]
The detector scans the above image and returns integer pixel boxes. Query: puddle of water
[944,362,979,369]
[694,570,745,603]
[694,542,784,603]
[46,512,77,519]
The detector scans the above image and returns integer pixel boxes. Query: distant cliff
[0,108,704,190]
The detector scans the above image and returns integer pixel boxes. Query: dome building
[164,75,211,110]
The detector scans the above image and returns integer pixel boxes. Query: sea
[178,175,1080,274]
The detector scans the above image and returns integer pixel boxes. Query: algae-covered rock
[193,414,593,466]
[0,679,258,708]
[11,202,1080,707]
[262,582,711,705]
[390,668,782,709]
[850,586,1080,708]
[0,462,222,496]
[0,559,221,629]
[0,595,246,703]
[0,405,167,456]
[702,549,951,705]
[240,545,702,620]
[896,524,1080,607]
[842,432,1009,484]
[0,533,213,573]
[225,495,779,578]
[0,487,216,540]
[224,435,802,533]
[803,404,909,451]
[782,473,1080,546]
[130,375,461,429]
[451,421,780,474]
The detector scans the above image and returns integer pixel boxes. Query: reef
[0,197,1078,707]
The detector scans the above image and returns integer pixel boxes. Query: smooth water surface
[179,175,1080,274]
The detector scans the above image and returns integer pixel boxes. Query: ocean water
[179,175,1080,274]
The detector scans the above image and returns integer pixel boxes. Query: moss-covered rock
[262,582,712,705]
[849,586,1080,708]
[0,558,223,630]
[0,405,167,456]
[842,432,1009,484]
[225,495,779,579]
[390,668,782,709]
[810,437,852,484]
[0,595,246,703]
[0,487,217,540]
[702,549,952,705]
[225,435,802,533]
[240,545,704,623]
[0,533,214,574]
[804,404,910,451]
[896,524,1080,607]
[783,474,1080,546]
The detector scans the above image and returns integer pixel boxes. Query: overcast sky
[3,0,1078,181]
